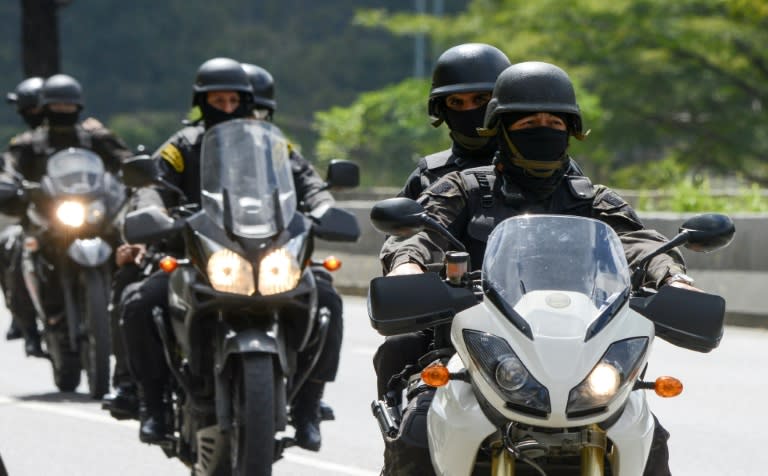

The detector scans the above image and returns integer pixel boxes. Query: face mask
[444,105,491,150]
[201,101,250,128]
[500,127,569,178]
[22,112,44,128]
[46,111,79,127]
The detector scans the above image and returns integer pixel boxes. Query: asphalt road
[1,296,767,475]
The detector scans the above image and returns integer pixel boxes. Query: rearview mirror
[326,160,359,189]
[121,155,159,188]
[369,197,427,237]
[679,213,735,252]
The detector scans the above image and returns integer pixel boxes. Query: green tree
[351,0,768,186]
[314,78,446,187]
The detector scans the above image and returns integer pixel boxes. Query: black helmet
[241,63,276,111]
[192,57,253,106]
[483,61,583,137]
[428,43,511,122]
[6,77,44,112]
[41,74,83,108]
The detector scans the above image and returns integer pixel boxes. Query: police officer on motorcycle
[380,61,699,476]
[373,43,514,401]
[121,58,341,451]
[0,73,131,357]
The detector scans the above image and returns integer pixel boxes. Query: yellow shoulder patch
[160,144,184,173]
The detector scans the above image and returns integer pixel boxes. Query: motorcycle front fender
[66,238,112,267]
[214,327,282,376]
[213,327,287,433]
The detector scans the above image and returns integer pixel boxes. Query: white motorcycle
[368,197,734,476]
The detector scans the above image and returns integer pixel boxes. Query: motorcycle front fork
[492,424,608,476]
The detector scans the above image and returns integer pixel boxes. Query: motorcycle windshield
[200,119,297,238]
[483,215,630,335]
[45,148,105,195]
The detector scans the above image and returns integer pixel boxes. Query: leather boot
[102,383,140,420]
[292,380,325,451]
[5,320,22,340]
[21,325,43,357]
[138,383,168,444]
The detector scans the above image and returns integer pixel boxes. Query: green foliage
[351,0,768,186]
[635,178,768,212]
[314,78,447,187]
[107,112,182,153]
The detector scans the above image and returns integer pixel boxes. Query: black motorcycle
[121,119,360,476]
[0,147,127,398]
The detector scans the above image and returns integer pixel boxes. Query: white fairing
[424,216,660,475]
[428,354,496,476]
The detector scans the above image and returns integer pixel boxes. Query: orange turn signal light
[654,376,683,397]
[159,256,179,273]
[323,255,342,272]
[421,364,451,387]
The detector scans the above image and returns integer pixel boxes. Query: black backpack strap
[460,166,497,209]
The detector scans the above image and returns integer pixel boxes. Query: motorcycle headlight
[207,249,255,296]
[258,247,301,296]
[55,200,86,228]
[463,329,550,416]
[567,337,648,418]
[86,200,106,225]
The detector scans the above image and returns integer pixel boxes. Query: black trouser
[305,267,343,382]
[109,264,143,388]
[119,271,170,400]
[120,268,343,403]
[0,226,37,334]
[373,330,432,398]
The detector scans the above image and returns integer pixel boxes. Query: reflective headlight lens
[567,337,648,417]
[258,247,301,296]
[207,249,255,295]
[86,200,106,225]
[463,329,550,416]
[495,355,528,392]
[55,200,86,228]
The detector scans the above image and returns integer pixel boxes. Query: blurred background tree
[2,0,766,201]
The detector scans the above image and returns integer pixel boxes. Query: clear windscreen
[46,148,105,195]
[482,215,630,330]
[200,119,297,238]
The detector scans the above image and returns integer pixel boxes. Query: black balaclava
[496,113,571,200]
[44,107,80,127]
[21,110,45,128]
[443,103,497,159]
[200,92,251,129]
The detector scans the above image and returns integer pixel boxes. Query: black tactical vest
[459,166,596,269]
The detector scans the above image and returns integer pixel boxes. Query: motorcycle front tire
[230,353,276,476]
[79,269,111,399]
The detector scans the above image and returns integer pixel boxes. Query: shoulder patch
[160,144,184,173]
[81,117,105,131]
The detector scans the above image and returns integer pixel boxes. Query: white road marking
[0,395,379,475]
